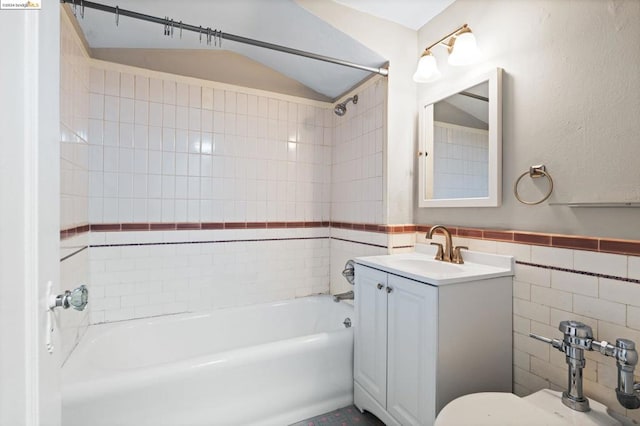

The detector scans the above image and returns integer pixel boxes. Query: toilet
[435,389,621,426]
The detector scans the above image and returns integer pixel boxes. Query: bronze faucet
[426,225,467,264]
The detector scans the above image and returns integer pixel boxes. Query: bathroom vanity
[353,245,514,425]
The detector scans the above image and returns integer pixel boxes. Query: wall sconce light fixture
[413,24,482,83]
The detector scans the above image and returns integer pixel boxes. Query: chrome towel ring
[514,164,554,205]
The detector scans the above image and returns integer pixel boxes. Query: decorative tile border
[63,222,640,257]
[415,225,640,257]
[516,260,640,285]
[331,237,388,249]
[60,245,88,262]
[91,236,330,248]
[60,224,90,240]
[89,221,331,232]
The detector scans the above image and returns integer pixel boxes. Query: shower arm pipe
[60,0,389,77]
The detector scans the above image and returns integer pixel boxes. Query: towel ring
[514,165,554,205]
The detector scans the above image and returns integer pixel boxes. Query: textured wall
[414,0,640,239]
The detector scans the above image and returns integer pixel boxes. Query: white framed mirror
[418,68,502,208]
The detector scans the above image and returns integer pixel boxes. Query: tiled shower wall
[86,66,332,224]
[331,78,386,224]
[328,77,388,294]
[85,62,338,322]
[59,9,90,363]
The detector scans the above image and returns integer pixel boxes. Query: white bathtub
[62,295,354,426]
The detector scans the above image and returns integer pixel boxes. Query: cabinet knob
[377,283,384,290]
[386,286,393,294]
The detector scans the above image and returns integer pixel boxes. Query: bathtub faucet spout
[333,290,354,303]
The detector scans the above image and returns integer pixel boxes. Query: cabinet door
[354,265,388,407]
[386,274,438,426]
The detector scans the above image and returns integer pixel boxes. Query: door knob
[377,283,384,290]
[386,286,393,294]
[49,284,88,311]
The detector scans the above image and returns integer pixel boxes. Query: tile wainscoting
[62,220,640,420]
[414,225,640,422]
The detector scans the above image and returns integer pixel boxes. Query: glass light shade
[413,53,441,83]
[448,31,482,66]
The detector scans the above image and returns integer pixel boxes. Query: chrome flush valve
[530,320,640,412]
[49,284,89,311]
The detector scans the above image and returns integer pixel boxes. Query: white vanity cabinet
[354,261,512,426]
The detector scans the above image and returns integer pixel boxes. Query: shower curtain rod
[61,0,389,77]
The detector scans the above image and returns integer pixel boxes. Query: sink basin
[387,258,465,275]
[354,244,514,286]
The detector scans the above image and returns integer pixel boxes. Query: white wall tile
[134,100,149,125]
[627,306,640,331]
[163,80,176,105]
[514,298,550,324]
[133,125,148,149]
[119,123,134,148]
[149,78,163,103]
[104,70,119,96]
[574,250,628,278]
[89,93,104,120]
[531,286,572,311]
[551,270,598,297]
[515,263,551,287]
[531,246,573,269]
[626,255,640,280]
[89,68,105,94]
[176,83,189,106]
[573,294,626,325]
[149,102,163,127]
[134,75,149,101]
[599,278,640,306]
[120,73,134,99]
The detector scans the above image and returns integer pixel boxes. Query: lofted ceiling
[69,0,452,101]
[334,0,456,31]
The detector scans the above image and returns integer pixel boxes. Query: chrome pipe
[60,0,389,77]
[333,290,354,303]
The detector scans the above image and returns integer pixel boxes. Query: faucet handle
[452,246,468,264]
[430,242,444,261]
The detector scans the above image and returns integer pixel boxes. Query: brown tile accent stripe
[121,223,149,231]
[458,228,483,238]
[60,224,90,240]
[76,222,640,257]
[552,236,599,251]
[514,232,551,245]
[91,222,328,231]
[418,224,640,257]
[483,230,514,241]
[600,239,640,256]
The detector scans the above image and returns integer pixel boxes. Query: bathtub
[62,295,354,426]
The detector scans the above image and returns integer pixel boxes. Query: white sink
[354,244,514,286]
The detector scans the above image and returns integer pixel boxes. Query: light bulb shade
[448,31,482,66]
[413,53,441,83]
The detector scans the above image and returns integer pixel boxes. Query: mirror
[418,68,502,207]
